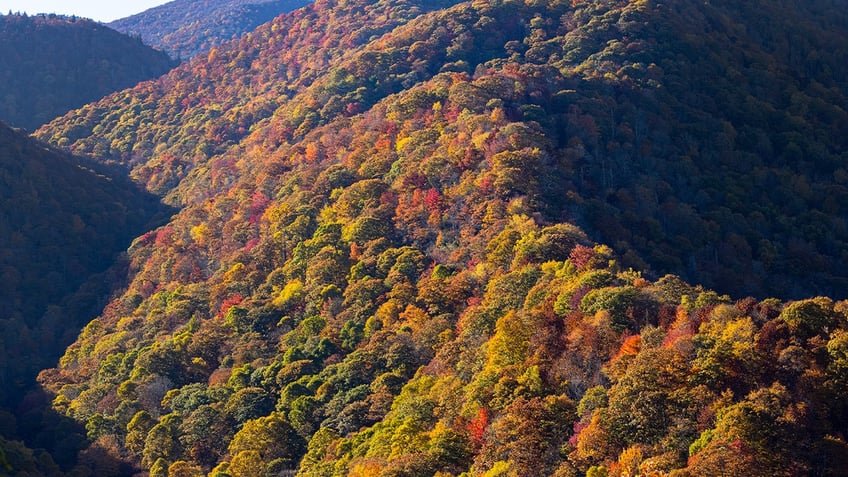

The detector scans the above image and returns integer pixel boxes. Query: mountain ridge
[39,0,464,201]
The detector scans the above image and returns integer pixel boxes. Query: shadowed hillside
[0,121,172,474]
[0,13,176,130]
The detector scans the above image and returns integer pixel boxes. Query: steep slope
[33,0,848,476]
[109,0,312,60]
[0,14,176,130]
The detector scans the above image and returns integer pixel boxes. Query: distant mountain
[0,14,176,131]
[109,0,312,60]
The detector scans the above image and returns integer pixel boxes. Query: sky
[0,0,169,22]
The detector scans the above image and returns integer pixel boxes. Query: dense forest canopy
[0,13,176,130]
[0,0,844,475]
[109,0,312,60]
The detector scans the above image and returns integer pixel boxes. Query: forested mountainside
[39,0,848,299]
[0,14,176,131]
[24,0,848,475]
[0,121,169,474]
[109,0,312,60]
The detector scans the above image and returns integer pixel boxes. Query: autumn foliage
[8,0,848,475]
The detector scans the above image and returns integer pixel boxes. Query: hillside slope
[0,14,176,130]
[31,0,848,475]
[109,0,312,60]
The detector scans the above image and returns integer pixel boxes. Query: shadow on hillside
[546,71,848,301]
[0,130,177,472]
[2,387,138,475]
